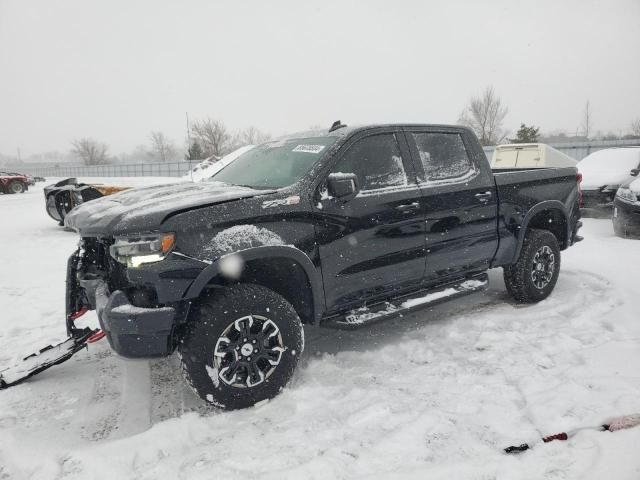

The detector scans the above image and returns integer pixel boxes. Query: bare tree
[239,126,271,146]
[71,138,109,165]
[228,126,271,152]
[582,101,592,139]
[630,118,640,138]
[191,118,231,158]
[149,131,176,162]
[458,86,508,146]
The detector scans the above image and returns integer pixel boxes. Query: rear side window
[333,133,408,191]
[412,132,475,182]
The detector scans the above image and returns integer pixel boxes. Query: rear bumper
[571,220,584,244]
[613,199,640,238]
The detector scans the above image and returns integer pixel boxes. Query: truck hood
[64,181,274,236]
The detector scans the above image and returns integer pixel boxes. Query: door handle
[395,202,419,212]
[475,191,492,203]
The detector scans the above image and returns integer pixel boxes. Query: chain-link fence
[8,161,195,178]
[6,139,640,178]
[483,138,640,162]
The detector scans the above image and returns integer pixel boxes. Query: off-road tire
[179,284,303,410]
[8,181,26,194]
[503,228,561,304]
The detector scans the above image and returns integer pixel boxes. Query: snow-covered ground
[1,180,640,480]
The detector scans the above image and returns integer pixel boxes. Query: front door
[313,130,426,311]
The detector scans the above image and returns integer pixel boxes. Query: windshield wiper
[232,184,275,190]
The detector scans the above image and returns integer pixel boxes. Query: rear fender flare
[513,200,570,261]
[184,245,325,323]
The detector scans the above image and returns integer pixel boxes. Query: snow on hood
[64,181,274,236]
[578,148,640,190]
[186,145,255,182]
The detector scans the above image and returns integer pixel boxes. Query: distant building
[539,134,589,144]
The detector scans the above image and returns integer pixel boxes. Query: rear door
[404,127,498,284]
[313,129,426,311]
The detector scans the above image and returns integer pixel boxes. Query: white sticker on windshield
[293,144,325,154]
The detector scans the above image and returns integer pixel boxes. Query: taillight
[576,173,583,207]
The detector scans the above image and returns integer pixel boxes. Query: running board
[325,275,489,329]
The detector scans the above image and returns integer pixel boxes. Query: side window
[333,134,408,191]
[412,132,475,182]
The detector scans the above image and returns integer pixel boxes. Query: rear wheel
[179,284,303,410]
[8,181,25,194]
[504,228,561,303]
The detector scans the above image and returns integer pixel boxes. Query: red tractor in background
[0,172,29,194]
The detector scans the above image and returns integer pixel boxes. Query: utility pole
[17,147,21,162]
[186,112,193,181]
[582,101,591,139]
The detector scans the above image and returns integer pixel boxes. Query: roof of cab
[273,123,471,141]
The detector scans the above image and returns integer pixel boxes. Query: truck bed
[491,166,581,267]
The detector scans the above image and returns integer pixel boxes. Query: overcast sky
[1,0,639,156]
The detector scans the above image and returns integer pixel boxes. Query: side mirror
[327,173,359,200]
[630,168,639,177]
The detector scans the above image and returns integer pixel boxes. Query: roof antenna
[329,120,346,132]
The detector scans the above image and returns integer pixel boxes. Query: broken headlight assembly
[109,233,176,268]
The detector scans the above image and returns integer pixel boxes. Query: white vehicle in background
[186,145,254,182]
[490,143,577,169]
[577,147,640,216]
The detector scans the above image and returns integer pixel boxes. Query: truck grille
[79,237,128,291]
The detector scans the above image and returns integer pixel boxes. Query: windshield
[210,136,337,189]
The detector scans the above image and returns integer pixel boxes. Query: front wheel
[503,228,561,304]
[179,284,303,410]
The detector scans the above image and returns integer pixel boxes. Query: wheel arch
[514,201,570,261]
[184,245,325,325]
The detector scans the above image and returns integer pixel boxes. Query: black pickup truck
[63,123,582,409]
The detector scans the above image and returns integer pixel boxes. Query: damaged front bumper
[67,250,181,358]
[92,281,176,358]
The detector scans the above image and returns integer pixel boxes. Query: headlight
[616,187,639,204]
[72,191,84,205]
[110,233,176,267]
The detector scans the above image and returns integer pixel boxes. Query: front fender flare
[183,245,325,324]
